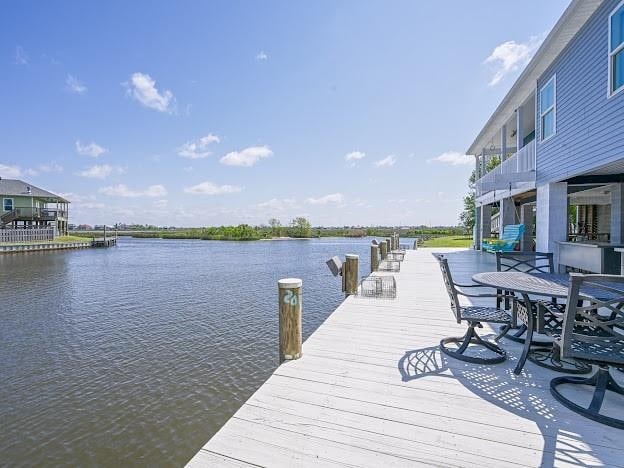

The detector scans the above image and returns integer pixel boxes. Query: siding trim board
[608,0,624,97]
[536,0,624,186]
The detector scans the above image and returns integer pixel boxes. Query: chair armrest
[457,291,516,300]
[453,282,489,288]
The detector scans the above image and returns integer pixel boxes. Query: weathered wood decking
[187,248,624,467]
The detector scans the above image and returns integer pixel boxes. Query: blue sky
[1,0,570,227]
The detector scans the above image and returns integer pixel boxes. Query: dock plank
[187,248,624,467]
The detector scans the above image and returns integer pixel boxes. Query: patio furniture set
[435,252,624,429]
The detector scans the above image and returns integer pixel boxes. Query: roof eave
[466,0,604,155]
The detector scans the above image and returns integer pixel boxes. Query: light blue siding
[537,0,624,185]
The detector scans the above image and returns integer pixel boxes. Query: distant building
[0,178,69,235]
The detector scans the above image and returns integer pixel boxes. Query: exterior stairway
[0,209,18,228]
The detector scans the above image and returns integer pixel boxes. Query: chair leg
[551,366,624,429]
[514,311,535,375]
[440,323,507,365]
[527,345,592,375]
[495,324,511,342]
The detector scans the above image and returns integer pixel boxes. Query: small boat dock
[186,248,624,467]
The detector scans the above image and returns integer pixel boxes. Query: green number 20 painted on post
[283,290,299,306]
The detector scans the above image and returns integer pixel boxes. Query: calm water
[0,237,388,466]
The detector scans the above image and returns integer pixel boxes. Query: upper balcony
[1,207,67,227]
[475,139,536,200]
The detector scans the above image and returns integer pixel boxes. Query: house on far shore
[0,178,70,235]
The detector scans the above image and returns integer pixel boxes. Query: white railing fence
[0,228,55,243]
[476,140,536,196]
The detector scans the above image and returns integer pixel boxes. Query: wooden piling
[380,241,388,260]
[344,254,359,296]
[370,244,379,272]
[278,278,303,363]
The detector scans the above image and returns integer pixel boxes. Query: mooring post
[370,244,379,272]
[380,240,388,260]
[278,278,303,363]
[344,254,359,296]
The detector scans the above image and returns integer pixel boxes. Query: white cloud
[0,164,21,178]
[306,193,343,205]
[154,199,168,208]
[77,164,122,179]
[184,181,243,195]
[258,198,298,211]
[374,155,396,168]
[125,72,175,113]
[66,74,87,94]
[484,34,545,86]
[220,145,272,167]
[99,184,167,198]
[428,151,473,166]
[76,140,107,158]
[256,51,268,60]
[345,151,366,161]
[177,133,220,159]
[37,163,64,173]
[15,46,28,65]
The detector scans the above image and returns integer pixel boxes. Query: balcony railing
[476,140,536,197]
[1,207,66,224]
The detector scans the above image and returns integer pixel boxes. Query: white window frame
[609,0,624,97]
[3,198,14,212]
[539,74,556,142]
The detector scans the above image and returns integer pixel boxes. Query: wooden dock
[187,248,624,467]
[91,237,117,248]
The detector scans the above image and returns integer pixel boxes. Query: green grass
[420,235,473,248]
[0,235,89,246]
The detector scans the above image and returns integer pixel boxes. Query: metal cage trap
[359,275,397,299]
[378,260,400,272]
[387,252,405,261]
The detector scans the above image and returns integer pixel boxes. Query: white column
[481,148,487,175]
[475,154,481,179]
[536,182,568,267]
[499,197,516,238]
[480,204,492,246]
[474,204,482,248]
[501,124,507,161]
[610,183,624,244]
[520,204,534,251]
[516,106,524,151]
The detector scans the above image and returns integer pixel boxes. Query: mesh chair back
[434,254,462,323]
[560,274,624,366]
[496,251,554,273]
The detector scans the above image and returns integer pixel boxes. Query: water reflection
[0,237,383,465]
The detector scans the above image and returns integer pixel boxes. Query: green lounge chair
[482,224,525,253]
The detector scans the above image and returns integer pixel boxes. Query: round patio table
[472,272,586,375]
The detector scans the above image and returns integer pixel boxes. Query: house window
[3,198,14,211]
[610,1,624,95]
[540,75,556,141]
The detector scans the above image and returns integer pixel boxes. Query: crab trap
[378,260,400,272]
[359,275,397,299]
[387,252,405,261]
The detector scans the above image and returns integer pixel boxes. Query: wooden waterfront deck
[187,248,624,467]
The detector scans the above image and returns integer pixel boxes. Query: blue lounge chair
[482,224,525,253]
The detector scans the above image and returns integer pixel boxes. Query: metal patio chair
[435,254,513,364]
[496,251,559,342]
[550,274,624,429]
